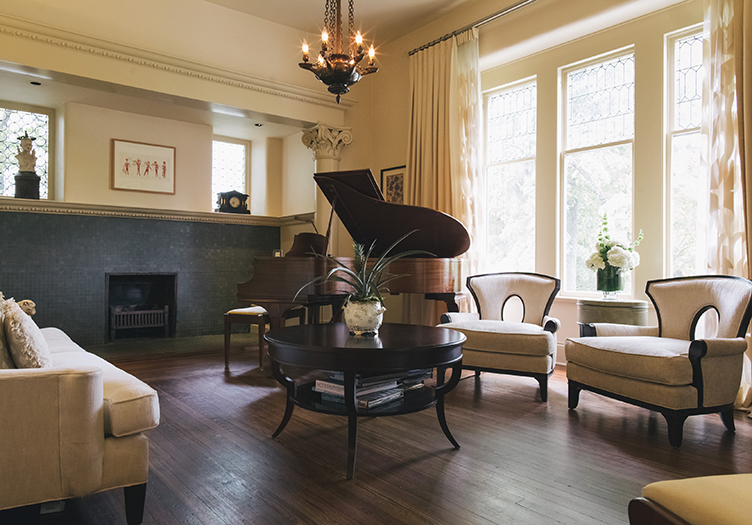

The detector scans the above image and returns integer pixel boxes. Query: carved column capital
[301,123,353,161]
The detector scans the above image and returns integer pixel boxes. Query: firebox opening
[105,273,177,342]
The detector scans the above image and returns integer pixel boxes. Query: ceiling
[203,0,476,45]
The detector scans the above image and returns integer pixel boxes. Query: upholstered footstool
[629,474,752,524]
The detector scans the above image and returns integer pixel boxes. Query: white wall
[63,102,213,211]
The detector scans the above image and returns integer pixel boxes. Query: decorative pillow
[0,293,16,369]
[3,298,52,368]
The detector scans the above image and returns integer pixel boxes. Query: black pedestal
[15,171,40,199]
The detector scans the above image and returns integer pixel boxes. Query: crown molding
[0,198,287,227]
[0,14,355,111]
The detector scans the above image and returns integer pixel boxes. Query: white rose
[606,240,618,248]
[607,246,632,269]
[585,252,606,270]
[630,250,641,268]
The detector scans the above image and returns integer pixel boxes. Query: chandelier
[300,0,378,104]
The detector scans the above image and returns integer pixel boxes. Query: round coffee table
[265,323,465,479]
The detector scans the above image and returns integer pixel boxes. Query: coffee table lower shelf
[295,382,438,417]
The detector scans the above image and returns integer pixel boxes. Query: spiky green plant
[294,230,433,304]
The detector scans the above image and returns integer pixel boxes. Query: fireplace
[105,273,177,342]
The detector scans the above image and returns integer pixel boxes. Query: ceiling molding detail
[0,198,285,227]
[0,15,353,111]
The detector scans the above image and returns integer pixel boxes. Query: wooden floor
[5,347,752,525]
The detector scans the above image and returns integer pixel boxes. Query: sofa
[0,297,160,525]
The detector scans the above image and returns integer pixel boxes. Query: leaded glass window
[212,139,248,208]
[484,80,536,272]
[562,51,635,292]
[0,107,50,198]
[668,29,707,277]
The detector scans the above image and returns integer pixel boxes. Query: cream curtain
[404,29,481,323]
[703,0,752,411]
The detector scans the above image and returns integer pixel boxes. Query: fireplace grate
[110,306,170,341]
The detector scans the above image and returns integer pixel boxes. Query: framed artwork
[111,139,176,194]
[380,165,405,204]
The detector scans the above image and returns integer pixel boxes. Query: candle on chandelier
[302,41,309,62]
[368,45,375,66]
[355,31,363,53]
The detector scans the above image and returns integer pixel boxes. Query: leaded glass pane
[487,82,536,163]
[212,140,246,206]
[567,54,635,149]
[0,108,49,198]
[674,33,703,130]
[564,144,633,291]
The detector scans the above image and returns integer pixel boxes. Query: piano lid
[314,169,470,259]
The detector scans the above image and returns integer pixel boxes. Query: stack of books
[314,369,433,409]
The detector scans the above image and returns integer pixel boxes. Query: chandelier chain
[348,0,355,56]
[324,0,335,53]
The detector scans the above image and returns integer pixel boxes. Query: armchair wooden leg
[568,381,581,409]
[662,413,688,448]
[535,374,548,402]
[124,483,147,525]
[720,409,736,432]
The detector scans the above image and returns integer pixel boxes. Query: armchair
[566,275,752,447]
[439,272,561,401]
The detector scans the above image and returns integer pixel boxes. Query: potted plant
[585,213,643,299]
[295,230,432,335]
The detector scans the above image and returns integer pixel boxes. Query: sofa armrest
[439,312,480,324]
[590,323,660,337]
[0,366,105,509]
[542,316,560,334]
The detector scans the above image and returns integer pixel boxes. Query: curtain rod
[408,0,538,56]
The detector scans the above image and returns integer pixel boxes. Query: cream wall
[62,102,213,210]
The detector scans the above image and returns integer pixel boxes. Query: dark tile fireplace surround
[0,207,278,346]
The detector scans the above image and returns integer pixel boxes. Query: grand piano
[236,168,470,327]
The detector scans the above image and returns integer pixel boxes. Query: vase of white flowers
[585,214,643,299]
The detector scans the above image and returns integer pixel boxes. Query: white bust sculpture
[15,131,37,172]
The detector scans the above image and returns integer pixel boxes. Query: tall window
[562,50,635,292]
[484,79,537,272]
[668,28,706,277]
[212,138,248,208]
[0,106,50,198]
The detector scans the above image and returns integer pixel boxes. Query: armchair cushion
[566,336,693,386]
[590,323,660,337]
[639,474,752,525]
[441,320,555,357]
[3,299,51,368]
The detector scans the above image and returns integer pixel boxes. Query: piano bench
[224,306,305,371]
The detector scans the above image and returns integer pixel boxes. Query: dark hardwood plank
[4,346,751,525]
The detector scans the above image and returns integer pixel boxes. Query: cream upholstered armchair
[439,272,561,401]
[567,275,752,447]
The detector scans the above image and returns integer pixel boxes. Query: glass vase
[596,265,623,299]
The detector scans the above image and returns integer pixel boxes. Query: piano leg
[425,293,460,313]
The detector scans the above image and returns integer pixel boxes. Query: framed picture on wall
[111,139,176,194]
[380,165,405,204]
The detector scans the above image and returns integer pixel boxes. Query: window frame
[558,46,637,297]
